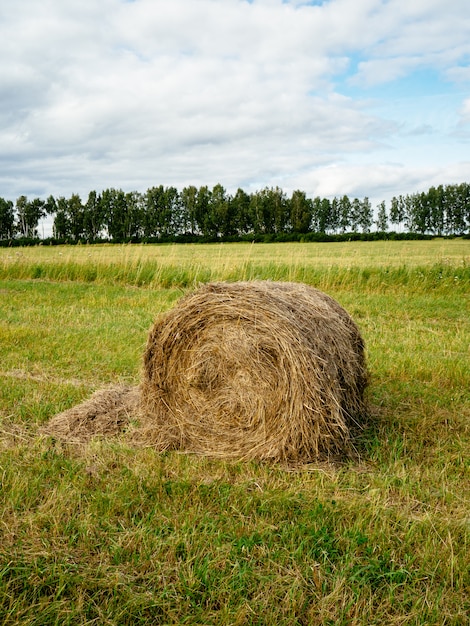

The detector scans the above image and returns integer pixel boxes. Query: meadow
[0,239,469,625]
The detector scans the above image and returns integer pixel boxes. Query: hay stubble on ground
[41,384,140,444]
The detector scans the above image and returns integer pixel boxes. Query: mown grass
[1,240,469,625]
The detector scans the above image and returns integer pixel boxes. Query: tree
[349,198,362,232]
[67,194,85,241]
[329,197,340,233]
[310,197,322,232]
[163,187,183,237]
[375,201,388,232]
[16,195,29,237]
[358,197,373,233]
[249,190,267,234]
[248,187,289,235]
[231,188,252,235]
[124,191,145,239]
[407,193,429,234]
[44,195,57,219]
[338,195,352,233]
[0,197,15,239]
[446,183,470,234]
[83,190,105,240]
[145,186,171,238]
[426,185,445,235]
[102,188,138,240]
[289,190,312,233]
[316,198,333,233]
[15,196,45,238]
[195,186,211,237]
[207,184,235,237]
[180,186,199,235]
[460,183,470,233]
[52,197,70,240]
[270,187,289,234]
[390,195,407,230]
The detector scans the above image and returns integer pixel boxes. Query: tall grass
[1,241,468,293]
[1,240,469,624]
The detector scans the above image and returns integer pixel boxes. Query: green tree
[15,196,45,238]
[207,184,235,237]
[443,184,460,234]
[195,186,212,237]
[52,197,70,240]
[426,185,445,235]
[316,198,332,233]
[145,186,169,238]
[390,195,407,230]
[0,197,15,239]
[180,186,199,235]
[338,195,352,233]
[44,195,57,219]
[270,187,289,234]
[329,197,340,233]
[289,190,312,233]
[83,191,105,240]
[310,197,322,232]
[102,188,138,240]
[248,187,289,235]
[349,198,362,232]
[358,197,373,233]
[125,191,145,239]
[67,194,85,241]
[407,193,429,234]
[375,201,388,232]
[163,187,183,237]
[446,183,470,234]
[460,183,470,233]
[231,188,252,235]
[249,190,267,234]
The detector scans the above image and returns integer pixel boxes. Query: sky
[2,0,470,227]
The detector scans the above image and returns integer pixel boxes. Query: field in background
[2,237,469,268]
[1,240,469,624]
[1,239,469,293]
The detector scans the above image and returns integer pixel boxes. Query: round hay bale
[138,281,368,462]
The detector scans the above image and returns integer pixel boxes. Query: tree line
[1,182,469,243]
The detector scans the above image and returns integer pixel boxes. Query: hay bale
[138,281,368,462]
[42,281,368,462]
[40,384,139,444]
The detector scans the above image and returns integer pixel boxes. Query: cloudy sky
[2,0,470,215]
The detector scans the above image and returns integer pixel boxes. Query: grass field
[1,240,469,625]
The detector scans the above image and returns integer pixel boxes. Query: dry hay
[138,280,369,462]
[42,281,368,463]
[40,385,139,444]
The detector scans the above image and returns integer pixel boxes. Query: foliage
[0,197,15,239]
[14,196,46,238]
[1,182,470,245]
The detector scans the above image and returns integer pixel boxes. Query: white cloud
[0,0,469,207]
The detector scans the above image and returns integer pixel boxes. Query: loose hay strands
[138,281,369,462]
[41,385,140,445]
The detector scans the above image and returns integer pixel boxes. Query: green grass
[1,240,469,624]
[1,240,469,292]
